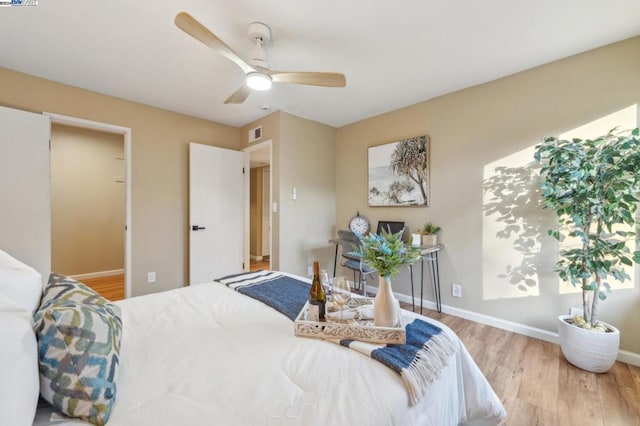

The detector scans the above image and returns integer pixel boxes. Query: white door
[189,143,244,284]
[0,106,51,283]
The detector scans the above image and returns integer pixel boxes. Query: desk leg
[431,252,442,313]
[332,243,338,278]
[409,265,415,312]
[420,258,424,315]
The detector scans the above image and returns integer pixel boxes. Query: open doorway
[244,140,272,272]
[46,113,132,300]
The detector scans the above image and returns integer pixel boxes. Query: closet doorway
[245,141,272,272]
[47,113,132,300]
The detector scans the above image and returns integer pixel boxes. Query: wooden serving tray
[293,299,406,345]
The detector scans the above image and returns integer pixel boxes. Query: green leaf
[535,127,640,303]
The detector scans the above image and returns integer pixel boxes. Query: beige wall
[51,124,125,275]
[240,111,336,276]
[278,113,336,276]
[0,67,240,296]
[336,36,640,354]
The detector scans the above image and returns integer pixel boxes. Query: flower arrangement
[354,229,421,279]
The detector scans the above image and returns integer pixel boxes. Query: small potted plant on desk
[415,222,441,246]
[535,127,640,373]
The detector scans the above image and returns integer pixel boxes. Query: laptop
[376,221,405,236]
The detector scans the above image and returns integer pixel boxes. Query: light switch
[272,202,278,213]
[292,187,297,200]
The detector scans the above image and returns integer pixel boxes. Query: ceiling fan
[175,12,347,104]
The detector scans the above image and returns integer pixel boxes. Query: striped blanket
[216,270,457,405]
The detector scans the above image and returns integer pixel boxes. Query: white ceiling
[1,0,639,128]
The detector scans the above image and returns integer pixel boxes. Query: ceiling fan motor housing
[248,22,271,45]
[249,46,269,68]
[248,22,271,69]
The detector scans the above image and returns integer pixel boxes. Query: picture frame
[367,135,430,207]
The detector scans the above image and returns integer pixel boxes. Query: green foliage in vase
[534,127,640,328]
[354,229,420,280]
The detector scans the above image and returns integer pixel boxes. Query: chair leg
[362,274,367,298]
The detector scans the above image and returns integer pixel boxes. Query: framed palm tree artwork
[367,135,429,207]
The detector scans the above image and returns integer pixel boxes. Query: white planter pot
[421,234,437,246]
[557,314,620,373]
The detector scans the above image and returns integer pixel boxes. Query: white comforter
[34,274,505,426]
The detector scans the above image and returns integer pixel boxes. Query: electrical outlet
[452,284,462,298]
[147,272,156,283]
[307,265,313,276]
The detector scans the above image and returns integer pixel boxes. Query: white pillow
[0,250,43,314]
[0,295,39,426]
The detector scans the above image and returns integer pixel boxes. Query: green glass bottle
[308,261,326,321]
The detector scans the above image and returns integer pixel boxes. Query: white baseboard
[250,255,263,261]
[70,269,124,280]
[617,350,640,367]
[389,291,640,367]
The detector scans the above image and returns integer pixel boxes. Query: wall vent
[248,126,262,143]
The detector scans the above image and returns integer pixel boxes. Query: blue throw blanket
[217,270,308,320]
[216,270,457,405]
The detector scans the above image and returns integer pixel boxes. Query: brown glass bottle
[308,261,326,321]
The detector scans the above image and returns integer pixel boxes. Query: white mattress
[34,274,505,425]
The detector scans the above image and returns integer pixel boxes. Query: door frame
[243,140,272,270]
[44,112,132,298]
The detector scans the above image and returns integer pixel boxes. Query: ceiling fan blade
[270,72,346,88]
[224,84,251,104]
[175,12,254,75]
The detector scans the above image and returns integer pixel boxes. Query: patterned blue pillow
[34,274,122,426]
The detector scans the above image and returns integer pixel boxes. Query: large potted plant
[534,128,640,372]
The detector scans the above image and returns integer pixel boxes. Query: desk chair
[336,230,376,297]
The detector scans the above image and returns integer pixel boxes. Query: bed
[1,252,505,426]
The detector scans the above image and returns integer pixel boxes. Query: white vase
[557,314,620,373]
[374,276,399,327]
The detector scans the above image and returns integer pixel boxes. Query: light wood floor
[403,302,640,426]
[81,274,125,301]
[250,258,270,272]
[81,272,640,424]
[84,262,270,301]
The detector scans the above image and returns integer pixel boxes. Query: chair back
[337,229,361,261]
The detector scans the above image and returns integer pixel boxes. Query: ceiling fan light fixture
[246,72,272,91]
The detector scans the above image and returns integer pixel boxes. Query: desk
[409,244,444,314]
[330,238,443,314]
